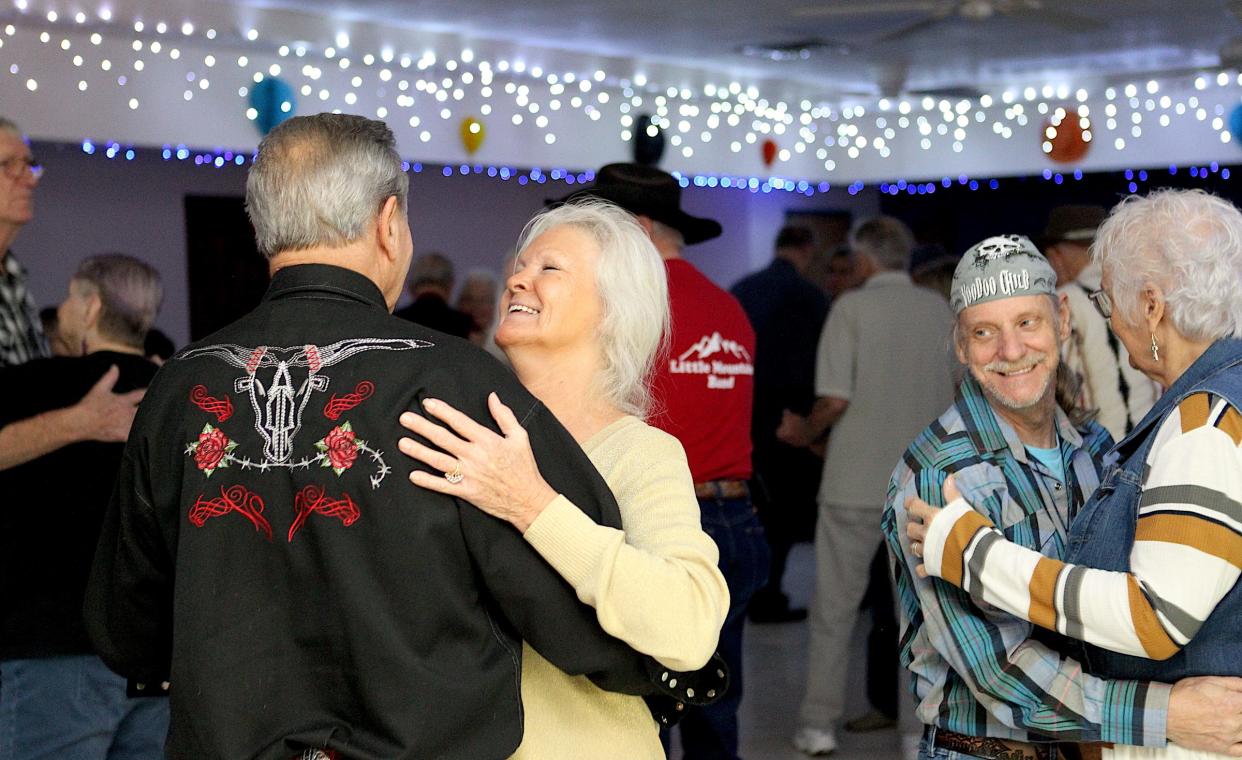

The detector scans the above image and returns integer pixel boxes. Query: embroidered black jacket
[86,264,662,760]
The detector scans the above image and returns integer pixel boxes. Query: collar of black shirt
[264,264,389,311]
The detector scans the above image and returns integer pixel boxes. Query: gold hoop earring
[1150,333,1160,362]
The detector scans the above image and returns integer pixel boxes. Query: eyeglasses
[1088,288,1112,319]
[0,156,43,181]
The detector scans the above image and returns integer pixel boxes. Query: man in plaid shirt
[0,117,145,469]
[0,117,46,368]
[879,236,1242,760]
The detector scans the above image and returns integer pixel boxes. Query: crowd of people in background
[3,108,1242,760]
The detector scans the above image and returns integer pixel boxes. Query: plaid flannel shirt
[0,251,46,368]
[880,373,1170,746]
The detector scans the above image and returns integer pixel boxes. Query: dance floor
[669,543,917,760]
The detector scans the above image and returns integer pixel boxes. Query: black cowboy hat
[553,163,723,245]
[1042,204,1107,246]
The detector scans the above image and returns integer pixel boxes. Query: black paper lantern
[632,113,665,166]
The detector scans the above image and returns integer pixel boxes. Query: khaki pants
[798,505,884,729]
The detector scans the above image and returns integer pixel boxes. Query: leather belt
[930,727,1103,760]
[693,479,749,500]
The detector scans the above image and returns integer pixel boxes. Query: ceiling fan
[793,0,1104,43]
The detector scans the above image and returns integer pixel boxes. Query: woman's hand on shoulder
[398,392,559,532]
[905,475,963,577]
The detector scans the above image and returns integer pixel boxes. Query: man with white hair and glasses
[0,118,146,472]
[0,116,45,368]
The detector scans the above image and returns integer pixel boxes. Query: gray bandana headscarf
[950,234,1057,314]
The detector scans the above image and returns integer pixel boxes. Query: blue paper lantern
[249,77,297,136]
[1230,102,1242,148]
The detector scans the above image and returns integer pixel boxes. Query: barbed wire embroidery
[183,433,392,489]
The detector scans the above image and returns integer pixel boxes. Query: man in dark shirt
[730,225,829,623]
[0,254,167,759]
[392,252,475,338]
[86,114,682,760]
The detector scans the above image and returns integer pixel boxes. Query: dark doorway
[878,164,1241,256]
[185,195,268,341]
[786,209,853,296]
[785,209,852,254]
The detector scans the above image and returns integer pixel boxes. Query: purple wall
[13,142,878,347]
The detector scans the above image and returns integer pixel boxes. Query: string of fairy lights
[56,137,1235,203]
[2,0,1242,189]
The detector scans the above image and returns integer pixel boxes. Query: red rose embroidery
[316,421,366,476]
[323,425,358,470]
[195,428,230,471]
[187,423,238,477]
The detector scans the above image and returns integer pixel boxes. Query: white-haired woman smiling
[907,188,1242,758]
[398,200,729,759]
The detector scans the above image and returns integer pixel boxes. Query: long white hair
[513,200,670,418]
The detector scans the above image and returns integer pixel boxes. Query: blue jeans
[0,655,169,760]
[670,496,770,760]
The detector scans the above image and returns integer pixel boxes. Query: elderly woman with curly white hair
[906,188,1242,759]
[397,200,729,759]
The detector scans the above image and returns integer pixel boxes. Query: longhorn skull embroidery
[180,338,431,464]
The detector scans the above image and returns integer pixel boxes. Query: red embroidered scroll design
[323,381,375,420]
[188,485,272,540]
[190,385,234,422]
[245,347,266,374]
[287,485,360,542]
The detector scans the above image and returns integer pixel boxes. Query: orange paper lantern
[1041,106,1091,164]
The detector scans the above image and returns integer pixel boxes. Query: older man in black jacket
[86,114,683,760]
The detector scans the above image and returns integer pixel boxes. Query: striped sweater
[923,392,1242,660]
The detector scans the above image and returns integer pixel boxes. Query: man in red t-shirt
[564,164,768,760]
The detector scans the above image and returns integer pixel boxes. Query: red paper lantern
[1041,106,1091,164]
[761,138,778,167]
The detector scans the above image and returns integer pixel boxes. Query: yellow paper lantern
[460,116,485,155]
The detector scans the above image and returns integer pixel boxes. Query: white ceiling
[203,0,1240,94]
[5,0,1241,180]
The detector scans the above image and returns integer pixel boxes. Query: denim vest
[1065,338,1242,680]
